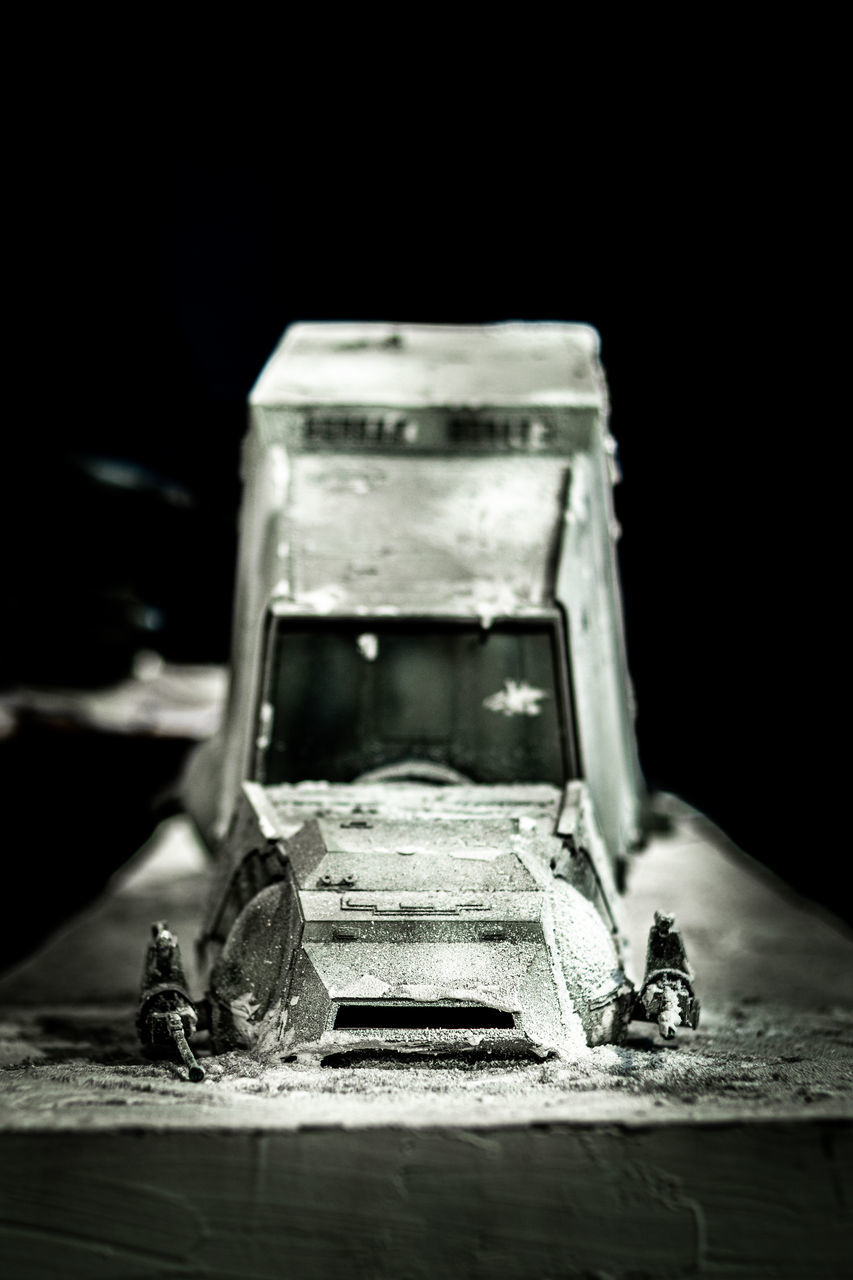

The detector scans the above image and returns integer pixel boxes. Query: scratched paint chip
[395,846,502,861]
[333,973,392,999]
[357,632,379,661]
[448,846,502,861]
[229,992,262,1040]
[483,680,547,717]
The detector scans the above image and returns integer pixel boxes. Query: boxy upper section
[242,321,612,616]
[250,322,605,411]
[216,321,643,858]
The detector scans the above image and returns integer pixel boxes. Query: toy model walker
[138,322,699,1080]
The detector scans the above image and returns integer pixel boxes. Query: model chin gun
[633,911,700,1040]
[137,921,205,1082]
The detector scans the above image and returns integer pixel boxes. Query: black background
[2,76,844,963]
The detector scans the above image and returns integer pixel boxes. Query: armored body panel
[202,780,631,1061]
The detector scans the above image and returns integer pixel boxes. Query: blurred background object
[2,101,842,967]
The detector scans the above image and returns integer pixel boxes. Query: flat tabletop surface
[2,797,851,1133]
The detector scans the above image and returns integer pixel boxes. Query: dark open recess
[333,1003,515,1029]
[261,616,574,787]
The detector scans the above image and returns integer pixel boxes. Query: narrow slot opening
[333,1003,515,1029]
